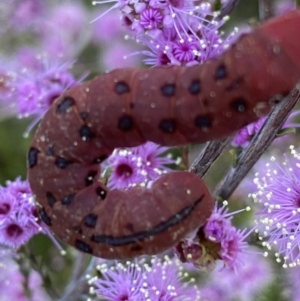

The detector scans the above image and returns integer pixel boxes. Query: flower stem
[189,137,233,177]
[57,255,96,301]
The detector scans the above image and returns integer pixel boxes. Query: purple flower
[275,0,296,16]
[93,261,143,300]
[143,257,200,300]
[204,203,235,242]
[47,2,87,37]
[0,215,38,248]
[108,149,147,189]
[5,177,32,195]
[93,0,160,36]
[199,286,228,301]
[175,201,252,271]
[0,64,17,109]
[0,252,27,301]
[107,142,175,189]
[5,59,78,134]
[28,269,51,301]
[172,38,199,64]
[100,42,141,71]
[0,178,40,248]
[140,8,163,29]
[39,2,89,58]
[201,249,273,301]
[137,19,237,66]
[219,227,251,271]
[0,177,64,252]
[252,147,300,267]
[93,0,235,67]
[12,0,44,29]
[0,248,50,301]
[232,111,300,149]
[92,9,128,43]
[232,156,276,202]
[92,257,200,301]
[232,120,258,149]
[0,193,17,224]
[134,142,175,180]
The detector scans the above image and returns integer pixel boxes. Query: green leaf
[276,127,296,137]
[213,0,222,12]
[230,147,242,167]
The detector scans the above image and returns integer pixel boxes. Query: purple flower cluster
[13,60,77,123]
[106,142,175,189]
[232,117,268,149]
[200,249,273,301]
[175,201,252,272]
[91,256,200,300]
[275,0,296,16]
[94,0,237,66]
[286,265,300,301]
[252,146,300,267]
[0,248,50,301]
[232,111,300,149]
[0,177,44,248]
[0,0,147,124]
[0,2,87,126]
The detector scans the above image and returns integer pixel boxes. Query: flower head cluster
[12,60,76,118]
[252,146,300,268]
[106,141,175,189]
[95,0,212,37]
[0,58,81,135]
[0,248,50,301]
[94,0,237,66]
[175,201,252,272]
[0,177,44,248]
[11,0,44,30]
[90,256,200,300]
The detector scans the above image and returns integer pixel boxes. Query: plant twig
[258,0,274,21]
[189,137,233,177]
[57,255,96,301]
[217,0,241,20]
[214,86,300,201]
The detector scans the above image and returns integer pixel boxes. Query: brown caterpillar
[27,10,300,259]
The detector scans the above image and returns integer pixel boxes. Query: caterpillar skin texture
[28,10,300,259]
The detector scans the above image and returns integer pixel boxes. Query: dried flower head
[175,201,252,272]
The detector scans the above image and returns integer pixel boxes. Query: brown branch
[217,0,241,20]
[189,137,233,178]
[214,86,300,201]
[258,0,274,21]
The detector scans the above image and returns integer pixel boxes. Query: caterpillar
[27,10,300,259]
